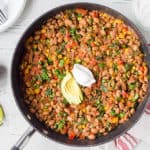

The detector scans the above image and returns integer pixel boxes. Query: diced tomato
[97,80,101,87]
[64,33,70,41]
[91,42,96,47]
[90,58,97,65]
[60,127,68,135]
[75,8,88,15]
[68,131,75,140]
[78,51,86,59]
[79,134,85,140]
[123,27,128,32]
[31,66,40,75]
[41,34,46,39]
[66,41,77,49]
[122,91,128,98]
[126,101,134,107]
[140,66,144,72]
[118,60,123,65]
[91,11,98,17]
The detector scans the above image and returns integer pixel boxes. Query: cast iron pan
[11,3,150,150]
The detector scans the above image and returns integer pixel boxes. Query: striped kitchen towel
[115,100,150,150]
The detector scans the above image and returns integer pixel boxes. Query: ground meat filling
[20,9,148,140]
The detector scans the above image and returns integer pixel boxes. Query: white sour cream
[72,64,96,87]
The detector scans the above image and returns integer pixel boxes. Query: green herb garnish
[147,74,150,80]
[76,13,82,20]
[113,63,118,71]
[54,120,65,130]
[35,75,42,81]
[70,27,77,37]
[45,88,54,97]
[45,39,50,45]
[116,97,122,102]
[59,26,66,34]
[47,58,53,65]
[98,63,105,68]
[125,63,133,72]
[101,85,108,92]
[62,99,69,105]
[106,122,111,130]
[89,18,93,25]
[54,69,65,79]
[59,59,64,67]
[110,109,116,116]
[78,116,88,125]
[59,111,68,117]
[95,100,105,116]
[41,68,50,81]
[118,112,125,118]
[131,94,139,102]
[128,83,136,90]
[70,27,81,40]
[109,42,119,49]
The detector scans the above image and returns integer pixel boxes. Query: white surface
[129,113,150,144]
[0,0,150,150]
[0,0,26,32]
[132,0,150,31]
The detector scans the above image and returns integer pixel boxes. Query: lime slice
[0,105,4,125]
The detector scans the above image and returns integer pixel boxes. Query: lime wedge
[0,105,4,126]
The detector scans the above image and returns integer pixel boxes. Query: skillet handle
[11,126,35,150]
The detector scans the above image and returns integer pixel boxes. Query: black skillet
[11,3,150,150]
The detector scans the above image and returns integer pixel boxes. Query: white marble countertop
[0,0,150,150]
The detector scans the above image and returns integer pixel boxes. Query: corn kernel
[119,33,124,39]
[116,36,119,40]
[41,29,46,33]
[120,99,125,103]
[26,88,33,95]
[45,51,49,57]
[125,48,129,54]
[25,68,29,74]
[75,58,81,63]
[58,55,62,59]
[33,44,37,49]
[82,108,86,113]
[103,13,107,17]
[64,57,67,61]
[24,65,31,74]
[34,88,40,94]
[64,15,67,19]
[78,17,82,21]
[65,59,70,64]
[81,125,85,129]
[104,105,109,111]
[127,31,131,35]
[115,19,122,24]
[107,61,112,67]
[111,117,118,123]
[67,48,70,52]
[78,125,82,129]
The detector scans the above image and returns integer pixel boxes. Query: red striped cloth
[115,101,150,150]
[144,102,150,114]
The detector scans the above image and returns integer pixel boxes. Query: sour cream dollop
[72,64,96,87]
